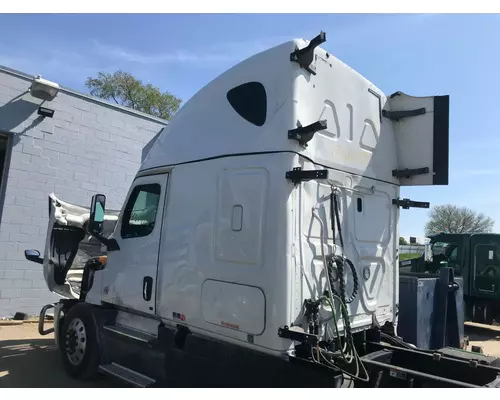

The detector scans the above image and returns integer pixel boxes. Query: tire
[472,304,485,324]
[485,304,495,325]
[60,304,101,380]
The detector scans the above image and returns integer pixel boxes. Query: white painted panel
[388,92,449,186]
[353,190,391,245]
[216,168,269,265]
[391,94,434,186]
[359,260,388,312]
[201,279,266,335]
[298,167,397,332]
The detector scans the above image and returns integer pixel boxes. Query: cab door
[386,92,449,186]
[470,235,500,298]
[101,172,169,315]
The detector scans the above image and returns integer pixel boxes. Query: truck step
[98,362,156,387]
[103,324,157,344]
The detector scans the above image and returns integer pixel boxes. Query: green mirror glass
[89,194,106,235]
[94,202,105,223]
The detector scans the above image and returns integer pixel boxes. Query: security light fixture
[38,106,55,118]
[30,75,60,101]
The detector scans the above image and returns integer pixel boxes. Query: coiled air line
[310,186,369,383]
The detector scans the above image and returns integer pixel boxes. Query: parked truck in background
[23,32,500,388]
[400,232,500,325]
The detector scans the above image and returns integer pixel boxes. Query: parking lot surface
[0,323,122,388]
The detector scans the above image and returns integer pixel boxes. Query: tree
[399,237,408,245]
[85,71,182,120]
[424,204,495,236]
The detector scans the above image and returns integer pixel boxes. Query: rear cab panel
[289,44,400,333]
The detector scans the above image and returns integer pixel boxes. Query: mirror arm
[92,232,120,252]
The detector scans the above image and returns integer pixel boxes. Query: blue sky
[0,13,499,237]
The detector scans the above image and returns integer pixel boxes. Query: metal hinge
[382,108,426,122]
[288,120,327,147]
[286,167,328,185]
[392,198,430,210]
[290,31,326,76]
[392,167,429,179]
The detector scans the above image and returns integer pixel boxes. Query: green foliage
[425,204,495,236]
[85,71,182,120]
[400,253,421,261]
[399,237,409,245]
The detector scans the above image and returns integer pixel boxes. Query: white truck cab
[25,32,453,388]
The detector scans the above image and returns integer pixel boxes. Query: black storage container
[398,267,465,350]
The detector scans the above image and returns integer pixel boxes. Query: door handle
[143,276,153,301]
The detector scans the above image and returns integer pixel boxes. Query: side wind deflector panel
[386,92,449,186]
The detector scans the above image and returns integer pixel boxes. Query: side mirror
[89,194,106,235]
[25,249,43,264]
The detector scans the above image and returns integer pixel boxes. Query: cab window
[431,241,462,275]
[475,244,500,277]
[121,184,161,239]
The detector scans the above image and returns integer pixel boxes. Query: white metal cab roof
[141,33,448,188]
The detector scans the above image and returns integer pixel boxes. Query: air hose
[327,256,359,304]
[311,187,369,382]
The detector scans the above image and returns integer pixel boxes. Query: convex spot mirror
[89,194,106,235]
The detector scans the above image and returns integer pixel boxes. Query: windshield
[431,241,458,259]
[429,240,462,275]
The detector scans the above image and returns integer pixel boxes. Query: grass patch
[400,253,422,261]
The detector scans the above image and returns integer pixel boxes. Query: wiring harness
[308,187,369,383]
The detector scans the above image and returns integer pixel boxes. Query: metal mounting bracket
[392,167,430,179]
[290,31,326,75]
[288,120,327,147]
[278,325,318,346]
[286,167,328,185]
[382,108,426,122]
[392,198,430,210]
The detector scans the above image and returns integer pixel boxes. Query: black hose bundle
[329,189,359,304]
[328,256,359,304]
[315,187,370,383]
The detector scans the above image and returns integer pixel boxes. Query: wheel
[60,304,101,380]
[472,303,485,324]
[485,304,495,325]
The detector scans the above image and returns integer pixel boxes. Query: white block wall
[0,68,167,317]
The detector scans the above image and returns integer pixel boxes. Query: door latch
[143,276,153,301]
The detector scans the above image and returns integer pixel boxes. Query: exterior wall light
[38,106,55,118]
[30,75,60,101]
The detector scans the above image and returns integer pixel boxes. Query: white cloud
[0,48,108,88]
[0,14,443,92]
[91,36,293,66]
[91,15,436,67]
[93,41,232,64]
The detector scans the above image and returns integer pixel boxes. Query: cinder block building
[0,66,167,317]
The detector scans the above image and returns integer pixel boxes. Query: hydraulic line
[310,187,370,383]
